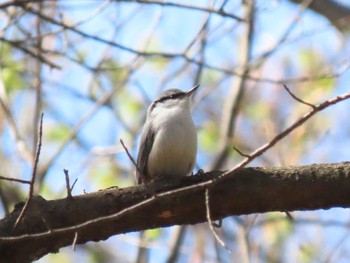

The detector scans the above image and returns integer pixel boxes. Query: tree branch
[289,0,350,33]
[212,0,255,170]
[1,162,350,262]
[115,0,245,22]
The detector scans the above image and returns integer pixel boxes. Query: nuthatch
[136,85,199,184]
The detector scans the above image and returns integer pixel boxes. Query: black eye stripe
[155,92,185,104]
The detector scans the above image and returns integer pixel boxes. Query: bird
[135,85,199,184]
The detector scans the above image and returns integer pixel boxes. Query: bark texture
[1,162,350,262]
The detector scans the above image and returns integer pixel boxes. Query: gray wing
[136,122,155,184]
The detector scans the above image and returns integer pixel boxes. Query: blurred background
[0,0,350,262]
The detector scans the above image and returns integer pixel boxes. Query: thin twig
[283,84,316,108]
[205,189,232,254]
[38,56,142,185]
[219,93,350,179]
[285,211,294,221]
[0,37,60,69]
[233,146,250,158]
[0,0,43,9]
[254,0,314,66]
[63,169,73,199]
[103,0,245,22]
[24,6,171,58]
[0,175,30,184]
[14,113,44,227]
[0,0,248,22]
[22,4,331,85]
[211,0,255,170]
[72,232,78,251]
[71,178,78,193]
[119,139,142,179]
[33,1,43,158]
[3,7,345,85]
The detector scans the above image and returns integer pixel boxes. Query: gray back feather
[136,122,155,184]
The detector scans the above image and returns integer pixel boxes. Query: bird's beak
[186,84,199,96]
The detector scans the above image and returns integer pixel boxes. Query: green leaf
[245,100,271,120]
[144,228,162,241]
[0,44,25,93]
[298,243,317,263]
[299,49,323,73]
[46,123,70,141]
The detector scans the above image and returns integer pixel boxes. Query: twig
[21,4,305,85]
[0,176,30,184]
[71,178,78,193]
[0,0,43,9]
[205,189,232,254]
[0,37,60,70]
[119,139,143,179]
[106,0,244,22]
[14,113,44,228]
[283,84,316,108]
[233,146,250,158]
[219,93,350,179]
[6,6,346,85]
[0,0,248,22]
[72,232,78,251]
[38,56,142,185]
[24,6,169,58]
[211,0,255,170]
[63,169,73,199]
[285,211,294,221]
[33,2,43,158]
[254,0,314,66]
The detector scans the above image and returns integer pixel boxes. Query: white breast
[147,103,197,179]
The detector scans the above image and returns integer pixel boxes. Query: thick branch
[1,162,350,262]
[289,0,350,32]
